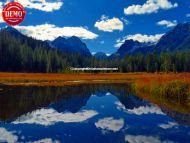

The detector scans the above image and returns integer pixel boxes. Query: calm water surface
[0,84,190,143]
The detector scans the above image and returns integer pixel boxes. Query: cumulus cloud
[114,43,122,48]
[157,20,177,28]
[115,34,164,48]
[94,15,124,32]
[15,0,63,12]
[0,0,62,23]
[127,105,165,115]
[0,2,4,23]
[32,138,60,143]
[0,128,18,143]
[124,0,178,15]
[125,135,175,143]
[14,24,98,41]
[127,34,164,43]
[95,117,124,132]
[159,122,178,129]
[13,108,98,126]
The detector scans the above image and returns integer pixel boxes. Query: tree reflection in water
[0,83,189,125]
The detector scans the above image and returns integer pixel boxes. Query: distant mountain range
[112,22,190,58]
[2,22,190,59]
[52,36,91,57]
[2,27,92,57]
[4,26,51,50]
[111,40,155,58]
[94,52,108,59]
[155,23,190,52]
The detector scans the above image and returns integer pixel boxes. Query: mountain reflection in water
[0,84,190,143]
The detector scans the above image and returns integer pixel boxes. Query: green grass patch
[149,80,190,104]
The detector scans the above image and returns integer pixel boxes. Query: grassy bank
[134,79,190,113]
[0,72,190,86]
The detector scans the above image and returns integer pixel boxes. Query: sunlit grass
[134,79,190,113]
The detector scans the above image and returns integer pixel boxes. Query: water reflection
[0,84,190,143]
[14,109,98,125]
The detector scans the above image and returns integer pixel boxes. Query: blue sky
[0,0,190,54]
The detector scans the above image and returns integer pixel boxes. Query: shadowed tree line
[119,52,190,73]
[0,29,90,72]
[1,28,190,73]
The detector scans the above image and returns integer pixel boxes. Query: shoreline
[0,79,132,87]
[0,72,189,114]
[0,72,190,86]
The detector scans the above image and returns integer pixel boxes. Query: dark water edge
[0,84,132,121]
[0,83,190,143]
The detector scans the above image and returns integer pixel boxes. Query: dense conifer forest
[0,27,190,73]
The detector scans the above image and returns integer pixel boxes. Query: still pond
[0,84,190,143]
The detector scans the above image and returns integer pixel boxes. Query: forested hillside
[0,23,190,73]
[0,28,90,72]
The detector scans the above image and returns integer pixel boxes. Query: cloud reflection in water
[13,108,98,126]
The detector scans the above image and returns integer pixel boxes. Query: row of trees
[0,30,90,72]
[1,29,190,73]
[120,52,190,72]
[89,52,190,73]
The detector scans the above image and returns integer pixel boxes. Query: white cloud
[95,117,124,132]
[0,0,62,23]
[0,2,4,23]
[14,24,98,41]
[124,0,178,15]
[115,34,164,48]
[115,101,127,111]
[0,128,18,143]
[0,16,3,23]
[125,135,175,143]
[159,122,178,129]
[116,101,165,115]
[13,108,98,126]
[127,34,164,43]
[115,101,165,116]
[15,0,63,12]
[32,138,60,143]
[115,39,123,48]
[94,15,124,32]
[127,105,165,115]
[157,20,177,28]
[186,14,190,17]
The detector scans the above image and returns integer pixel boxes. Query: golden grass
[0,72,190,86]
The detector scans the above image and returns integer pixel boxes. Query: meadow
[0,72,190,86]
